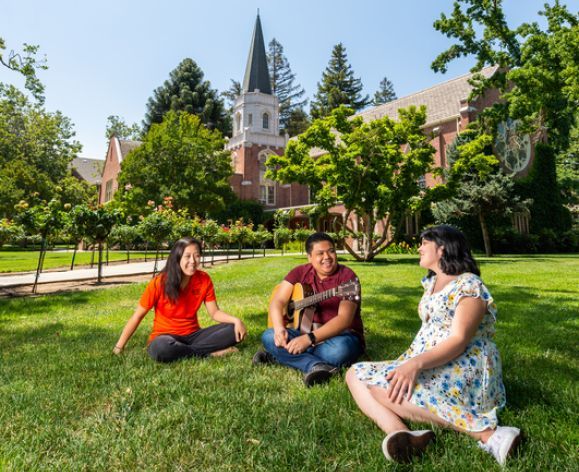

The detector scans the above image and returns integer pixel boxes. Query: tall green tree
[373,76,397,105]
[310,43,371,120]
[117,111,234,216]
[432,0,579,156]
[285,107,311,137]
[434,130,530,256]
[0,37,47,103]
[105,115,141,141]
[0,85,81,218]
[143,58,229,135]
[267,38,307,132]
[266,105,446,261]
[221,79,242,111]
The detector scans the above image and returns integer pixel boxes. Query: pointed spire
[242,13,272,95]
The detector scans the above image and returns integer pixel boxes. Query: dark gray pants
[147,323,237,363]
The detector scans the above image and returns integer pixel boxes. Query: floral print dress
[354,272,506,432]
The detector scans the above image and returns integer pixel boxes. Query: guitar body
[267,282,314,329]
[266,278,360,331]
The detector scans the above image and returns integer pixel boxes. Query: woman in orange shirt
[113,237,247,362]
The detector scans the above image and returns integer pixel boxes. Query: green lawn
[0,254,577,470]
[0,249,154,273]
[0,248,275,273]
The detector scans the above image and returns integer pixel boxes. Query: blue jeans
[261,328,364,373]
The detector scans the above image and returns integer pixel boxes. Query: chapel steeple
[242,13,272,95]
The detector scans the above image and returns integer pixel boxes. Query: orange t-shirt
[140,270,216,344]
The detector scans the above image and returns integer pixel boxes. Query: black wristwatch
[307,332,317,346]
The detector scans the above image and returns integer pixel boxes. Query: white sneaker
[382,430,435,463]
[478,426,521,466]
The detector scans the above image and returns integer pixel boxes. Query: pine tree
[373,76,397,105]
[221,79,241,111]
[285,107,311,137]
[310,43,370,119]
[267,38,307,132]
[143,58,229,135]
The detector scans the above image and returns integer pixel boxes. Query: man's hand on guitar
[273,327,288,348]
[286,334,312,355]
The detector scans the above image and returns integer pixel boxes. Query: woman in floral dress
[346,225,521,465]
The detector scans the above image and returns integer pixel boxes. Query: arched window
[262,113,269,130]
[235,113,242,134]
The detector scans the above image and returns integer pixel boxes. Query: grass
[0,249,153,273]
[0,248,282,274]
[0,254,577,470]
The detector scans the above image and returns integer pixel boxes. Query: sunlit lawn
[0,254,577,470]
[0,248,274,273]
[0,249,153,273]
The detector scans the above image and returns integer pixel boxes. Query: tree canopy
[373,76,397,106]
[0,85,81,218]
[432,0,579,156]
[105,115,142,141]
[310,43,370,120]
[266,105,446,261]
[142,58,229,136]
[116,111,234,217]
[0,37,47,103]
[433,129,529,256]
[267,38,307,132]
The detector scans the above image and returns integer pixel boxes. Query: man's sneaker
[252,350,276,366]
[478,426,521,466]
[382,430,435,463]
[303,363,338,387]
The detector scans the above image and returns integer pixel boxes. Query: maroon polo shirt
[284,263,364,343]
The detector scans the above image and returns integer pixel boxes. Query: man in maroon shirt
[253,232,364,387]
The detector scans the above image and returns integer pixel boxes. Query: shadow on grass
[0,290,96,321]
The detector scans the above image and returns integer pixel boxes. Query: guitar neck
[293,286,338,311]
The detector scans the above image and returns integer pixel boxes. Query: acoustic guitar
[267,278,361,331]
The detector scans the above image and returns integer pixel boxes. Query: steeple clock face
[494,118,531,173]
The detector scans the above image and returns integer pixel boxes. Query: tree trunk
[479,211,493,257]
[153,245,160,276]
[97,241,104,283]
[32,236,47,294]
[70,244,78,271]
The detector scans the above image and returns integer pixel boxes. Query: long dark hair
[420,225,480,278]
[161,237,202,303]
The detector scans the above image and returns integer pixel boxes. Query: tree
[285,107,311,137]
[432,0,579,157]
[433,130,530,256]
[15,199,69,292]
[143,58,229,135]
[0,37,47,103]
[116,111,234,216]
[266,105,446,261]
[310,43,371,120]
[267,38,307,132]
[105,115,141,141]
[373,76,397,105]
[221,79,242,111]
[0,85,81,218]
[517,142,572,234]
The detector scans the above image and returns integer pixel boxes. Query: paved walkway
[0,253,262,288]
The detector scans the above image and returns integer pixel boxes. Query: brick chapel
[100,14,534,234]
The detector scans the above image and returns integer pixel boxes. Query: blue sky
[2,0,551,159]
